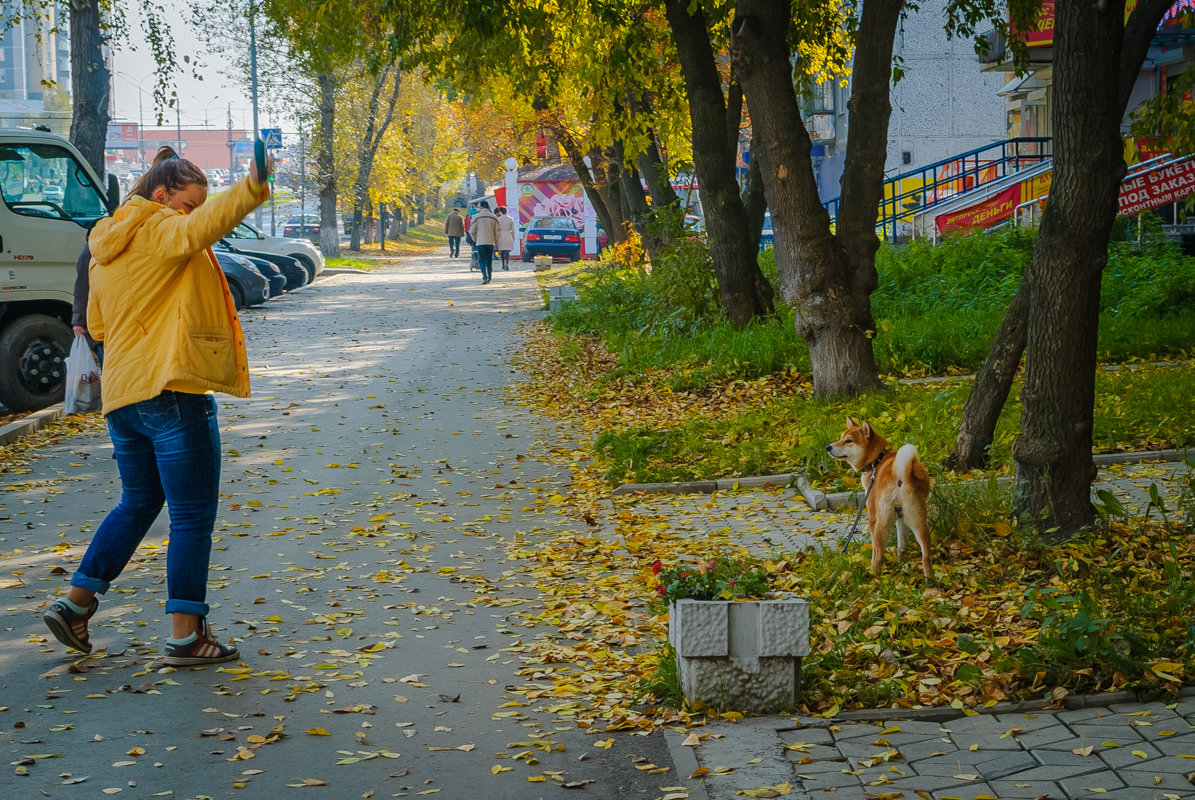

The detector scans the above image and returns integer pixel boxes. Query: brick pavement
[674,695,1195,800]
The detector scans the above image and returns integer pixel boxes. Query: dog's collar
[863,449,888,474]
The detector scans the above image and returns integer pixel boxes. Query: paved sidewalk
[675,695,1195,800]
[611,460,1189,559]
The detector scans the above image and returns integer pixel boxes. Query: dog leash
[840,451,885,551]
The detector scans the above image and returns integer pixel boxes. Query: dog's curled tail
[893,443,923,488]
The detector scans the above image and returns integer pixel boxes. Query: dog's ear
[861,421,872,438]
[845,416,857,428]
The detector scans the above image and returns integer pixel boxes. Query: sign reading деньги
[1118,156,1195,217]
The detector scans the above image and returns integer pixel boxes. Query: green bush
[553,226,1195,382]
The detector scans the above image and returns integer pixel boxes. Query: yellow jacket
[88,178,268,415]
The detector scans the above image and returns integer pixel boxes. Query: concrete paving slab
[930,780,997,799]
[779,726,836,746]
[1059,707,1122,724]
[832,721,886,740]
[1010,763,1111,782]
[882,719,958,736]
[1098,742,1164,769]
[784,744,847,763]
[1038,735,1146,751]
[1057,769,1128,797]
[1108,702,1187,718]
[1035,749,1118,768]
[1064,724,1151,743]
[987,778,1071,799]
[914,751,1006,773]
[1015,724,1084,748]
[790,758,851,774]
[976,749,1040,780]
[1118,754,1195,774]
[1154,734,1195,756]
[1072,788,1185,800]
[900,737,961,762]
[1119,769,1195,790]
[883,772,985,793]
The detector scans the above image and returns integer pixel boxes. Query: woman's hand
[73,325,88,338]
[250,154,273,185]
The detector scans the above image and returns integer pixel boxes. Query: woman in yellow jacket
[43,147,268,666]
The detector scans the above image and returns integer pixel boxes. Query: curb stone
[0,403,64,446]
[613,448,1192,501]
[794,684,1195,726]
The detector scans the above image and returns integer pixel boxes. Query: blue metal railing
[822,137,1052,241]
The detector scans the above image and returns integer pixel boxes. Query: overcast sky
[108,0,293,135]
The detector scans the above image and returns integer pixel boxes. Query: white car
[224,221,325,281]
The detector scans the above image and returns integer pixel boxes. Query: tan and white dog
[826,418,933,579]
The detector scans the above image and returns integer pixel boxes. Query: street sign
[261,128,283,150]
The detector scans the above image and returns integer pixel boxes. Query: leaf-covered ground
[505,322,1195,725]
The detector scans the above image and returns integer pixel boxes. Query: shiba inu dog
[826,418,933,579]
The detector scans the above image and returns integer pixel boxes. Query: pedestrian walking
[444,208,465,257]
[42,146,269,666]
[496,206,515,271]
[469,201,499,284]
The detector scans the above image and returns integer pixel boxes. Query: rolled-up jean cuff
[70,572,110,594]
[164,598,210,616]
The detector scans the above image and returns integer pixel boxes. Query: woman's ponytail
[128,146,208,203]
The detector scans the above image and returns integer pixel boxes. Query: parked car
[215,252,270,310]
[522,216,582,262]
[225,243,307,290]
[41,183,65,204]
[227,221,323,280]
[282,214,322,243]
[759,212,774,250]
[245,254,287,298]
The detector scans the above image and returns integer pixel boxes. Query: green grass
[325,256,385,271]
[552,228,1195,383]
[593,362,1195,487]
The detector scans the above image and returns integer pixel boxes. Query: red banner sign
[935,184,1021,234]
[1118,157,1195,217]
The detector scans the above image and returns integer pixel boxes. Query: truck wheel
[0,314,73,412]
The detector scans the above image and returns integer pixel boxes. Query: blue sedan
[522,216,582,262]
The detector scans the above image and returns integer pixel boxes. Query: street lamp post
[113,72,153,168]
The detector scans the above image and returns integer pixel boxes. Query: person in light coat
[469,201,500,284]
[496,206,516,271]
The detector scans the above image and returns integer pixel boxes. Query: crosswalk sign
[261,128,283,150]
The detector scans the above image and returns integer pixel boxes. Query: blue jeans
[477,245,495,281]
[447,236,461,257]
[72,391,221,617]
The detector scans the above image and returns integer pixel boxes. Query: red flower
[651,560,662,576]
[657,586,665,595]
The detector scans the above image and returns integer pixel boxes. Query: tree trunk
[741,139,767,254]
[945,281,1029,471]
[731,0,894,396]
[1011,0,1172,534]
[68,0,109,179]
[556,125,617,243]
[663,0,774,326]
[317,72,341,258]
[593,147,628,244]
[616,143,667,265]
[351,66,402,252]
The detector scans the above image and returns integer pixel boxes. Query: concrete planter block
[668,596,810,713]
[548,285,579,313]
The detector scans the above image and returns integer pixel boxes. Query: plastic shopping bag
[63,336,101,414]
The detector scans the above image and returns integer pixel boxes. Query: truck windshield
[0,142,106,225]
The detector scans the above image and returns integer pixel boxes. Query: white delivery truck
[0,127,119,411]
